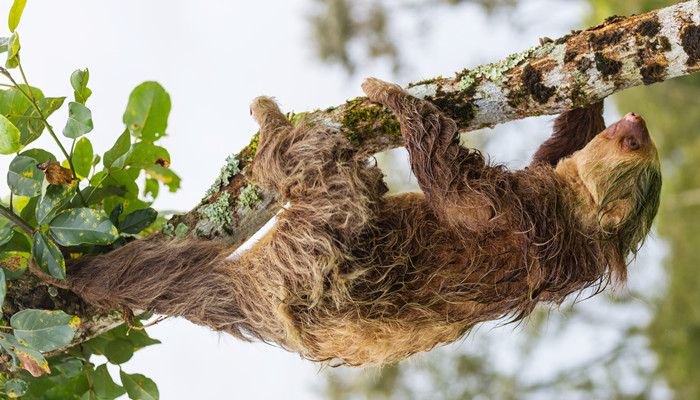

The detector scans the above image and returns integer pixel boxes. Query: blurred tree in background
[314,0,700,398]
[309,0,517,73]
[597,0,700,398]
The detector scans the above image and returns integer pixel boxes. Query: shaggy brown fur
[67,78,661,366]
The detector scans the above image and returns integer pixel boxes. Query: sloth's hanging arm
[169,0,700,249]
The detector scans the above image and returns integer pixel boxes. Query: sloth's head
[558,112,662,256]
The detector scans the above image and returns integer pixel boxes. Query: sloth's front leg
[362,78,497,231]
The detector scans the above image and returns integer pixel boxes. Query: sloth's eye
[625,136,639,150]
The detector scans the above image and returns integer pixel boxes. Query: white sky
[0,1,664,399]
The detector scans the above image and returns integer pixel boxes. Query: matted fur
[67,78,661,366]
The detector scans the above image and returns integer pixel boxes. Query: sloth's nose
[618,112,650,148]
[624,112,641,122]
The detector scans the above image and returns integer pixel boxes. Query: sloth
[67,78,662,367]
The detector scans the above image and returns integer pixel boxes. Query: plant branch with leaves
[0,1,175,398]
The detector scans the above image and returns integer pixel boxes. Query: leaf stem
[0,204,34,236]
[84,365,93,393]
[18,62,36,101]
[84,173,110,205]
[5,114,42,120]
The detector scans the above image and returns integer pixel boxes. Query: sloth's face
[565,112,661,247]
[580,112,657,163]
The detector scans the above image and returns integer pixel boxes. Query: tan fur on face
[556,124,660,232]
[67,79,661,367]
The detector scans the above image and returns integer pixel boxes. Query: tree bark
[170,0,700,249]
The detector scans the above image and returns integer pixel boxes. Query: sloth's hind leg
[249,96,387,238]
[249,96,296,195]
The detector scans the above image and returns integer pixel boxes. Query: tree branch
[171,0,700,248]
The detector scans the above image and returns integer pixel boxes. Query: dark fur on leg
[67,237,259,340]
[532,101,605,166]
[361,78,504,233]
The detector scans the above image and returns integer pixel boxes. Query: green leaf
[10,310,81,352]
[109,203,123,228]
[0,37,9,54]
[103,197,148,219]
[32,231,66,280]
[19,195,38,226]
[8,0,27,32]
[0,85,43,116]
[7,155,44,197]
[52,358,83,378]
[120,207,157,234]
[144,165,180,193]
[123,143,170,169]
[122,82,170,143]
[0,114,21,154]
[108,323,161,350]
[79,389,98,400]
[144,178,159,200]
[0,332,50,375]
[5,32,19,69]
[16,96,66,147]
[0,251,27,279]
[36,181,77,225]
[0,87,54,149]
[72,137,93,178]
[0,269,6,306]
[0,225,13,247]
[63,102,93,139]
[92,364,126,399]
[0,230,30,252]
[20,376,55,398]
[120,371,158,400]
[19,148,55,164]
[91,169,139,200]
[5,378,28,397]
[43,375,88,399]
[104,338,134,365]
[49,207,119,246]
[0,333,22,370]
[85,321,161,354]
[103,130,131,169]
[73,185,121,207]
[70,68,92,105]
[92,154,101,166]
[126,166,140,180]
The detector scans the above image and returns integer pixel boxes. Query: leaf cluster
[0,3,178,398]
[7,320,161,400]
